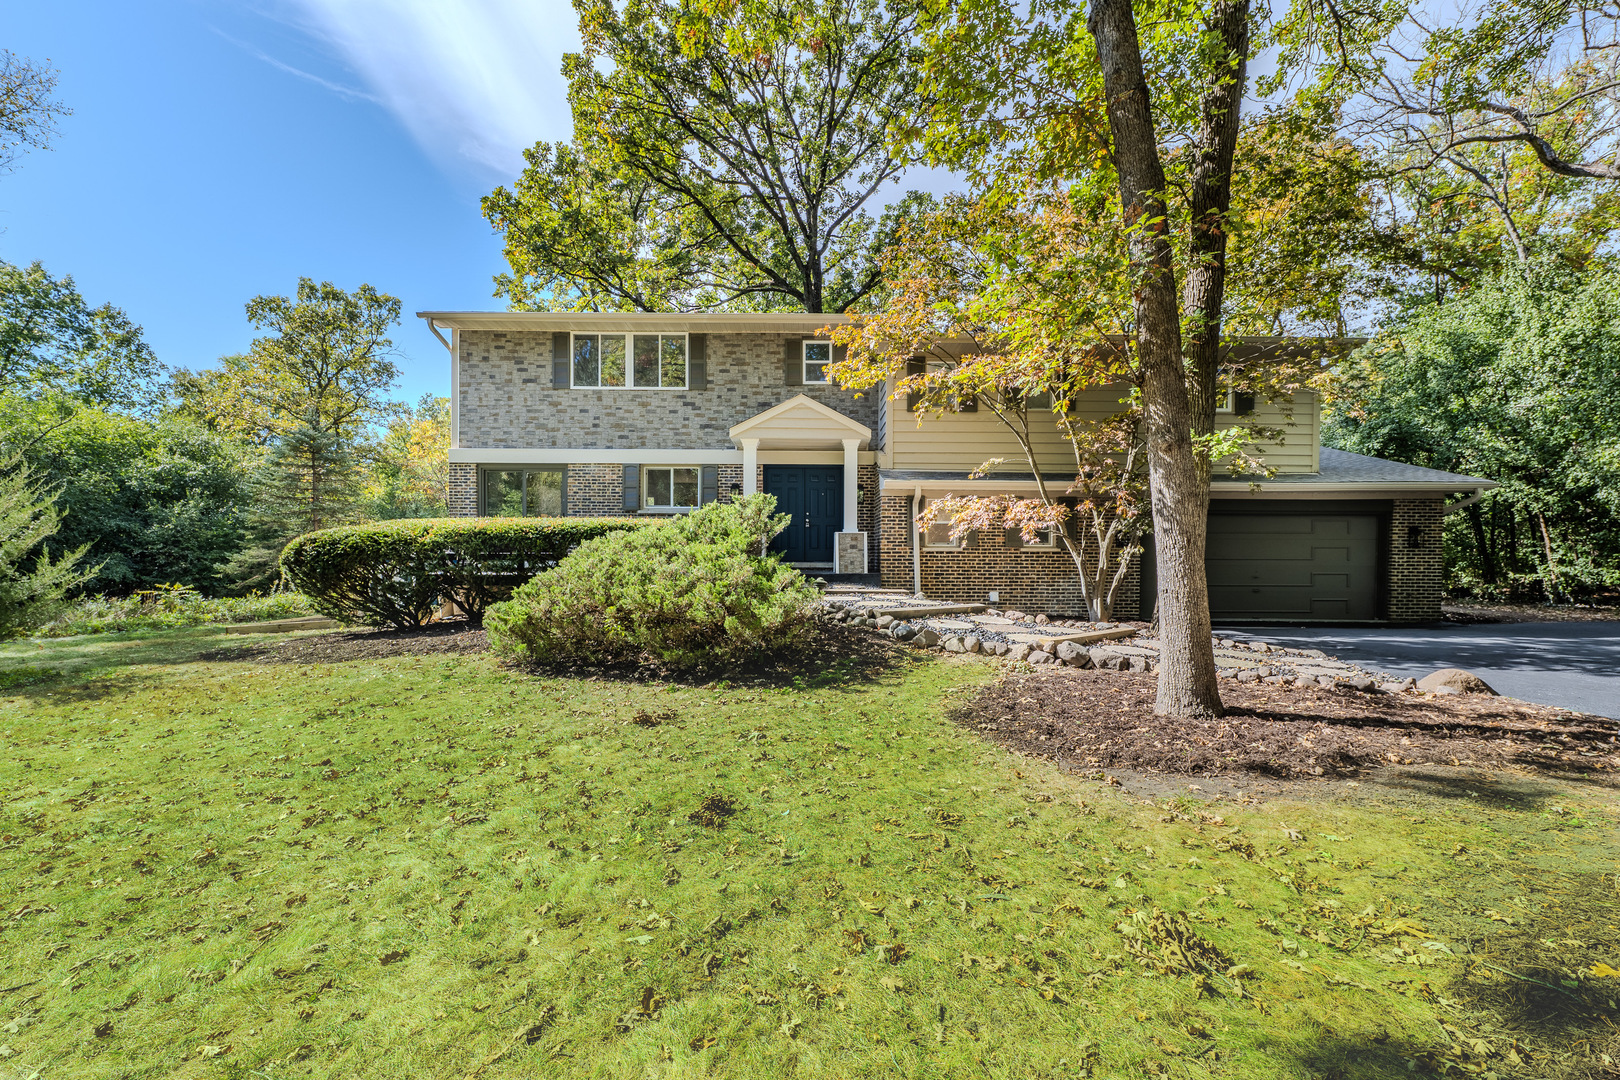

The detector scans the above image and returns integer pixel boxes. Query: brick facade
[876,494,1139,617]
[458,330,877,449]
[1388,498,1444,623]
[448,463,477,516]
[564,463,625,517]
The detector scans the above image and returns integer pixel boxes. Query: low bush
[484,495,818,672]
[35,584,317,638]
[279,517,655,629]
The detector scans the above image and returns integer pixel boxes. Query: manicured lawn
[0,629,1614,1078]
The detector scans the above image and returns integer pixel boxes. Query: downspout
[424,317,451,352]
[912,487,924,598]
[1444,488,1488,515]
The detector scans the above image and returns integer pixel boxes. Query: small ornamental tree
[0,458,95,638]
[829,194,1159,622]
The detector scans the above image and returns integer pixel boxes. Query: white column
[842,439,861,532]
[740,439,759,497]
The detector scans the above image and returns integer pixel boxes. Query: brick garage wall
[857,464,879,575]
[1388,498,1444,622]
[566,463,624,516]
[876,494,1136,616]
[458,331,878,449]
[448,463,478,517]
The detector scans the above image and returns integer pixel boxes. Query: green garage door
[1207,513,1380,621]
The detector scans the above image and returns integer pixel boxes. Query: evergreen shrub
[484,496,817,671]
[280,517,653,628]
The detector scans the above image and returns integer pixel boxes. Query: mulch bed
[203,623,489,664]
[955,668,1619,780]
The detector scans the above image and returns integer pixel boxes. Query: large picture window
[573,333,686,388]
[483,468,564,517]
[643,467,701,510]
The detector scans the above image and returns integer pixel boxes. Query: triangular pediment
[729,394,871,449]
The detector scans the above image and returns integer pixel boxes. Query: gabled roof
[729,394,872,449]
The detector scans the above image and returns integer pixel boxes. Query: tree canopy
[482,0,932,313]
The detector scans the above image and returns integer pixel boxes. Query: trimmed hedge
[279,517,657,628]
[484,496,817,671]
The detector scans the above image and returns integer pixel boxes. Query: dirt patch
[955,668,1618,781]
[1444,601,1619,623]
[202,623,489,664]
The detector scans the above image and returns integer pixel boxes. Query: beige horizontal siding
[885,385,1320,475]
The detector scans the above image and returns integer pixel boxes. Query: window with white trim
[803,340,832,384]
[644,466,701,509]
[1018,524,1057,549]
[921,500,967,549]
[1215,390,1235,413]
[572,333,687,388]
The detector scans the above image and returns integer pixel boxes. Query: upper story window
[572,333,687,389]
[803,341,832,384]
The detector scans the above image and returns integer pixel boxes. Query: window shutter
[956,391,978,413]
[831,343,847,386]
[552,332,571,388]
[1004,527,1024,550]
[622,465,640,512]
[700,465,718,504]
[783,338,804,385]
[904,357,925,411]
[961,529,978,551]
[687,333,707,390]
[1233,391,1256,416]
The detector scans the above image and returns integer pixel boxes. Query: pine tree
[0,458,95,637]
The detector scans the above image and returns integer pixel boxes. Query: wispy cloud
[271,0,579,177]
[215,27,384,104]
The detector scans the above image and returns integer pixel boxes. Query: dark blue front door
[764,465,841,564]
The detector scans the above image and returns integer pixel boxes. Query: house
[418,310,1495,623]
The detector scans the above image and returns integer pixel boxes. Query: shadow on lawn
[1362,769,1571,811]
[200,619,915,691]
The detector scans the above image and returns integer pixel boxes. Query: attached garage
[1206,509,1382,621]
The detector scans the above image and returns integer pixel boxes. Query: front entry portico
[729,395,872,574]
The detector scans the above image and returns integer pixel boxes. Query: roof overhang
[879,475,1496,498]
[418,311,851,334]
[729,394,872,450]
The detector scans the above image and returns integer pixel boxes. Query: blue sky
[4,0,584,405]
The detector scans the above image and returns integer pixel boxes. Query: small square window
[803,341,832,384]
[921,502,966,549]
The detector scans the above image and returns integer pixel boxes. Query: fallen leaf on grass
[879,976,907,992]
[689,1034,717,1052]
[779,1015,803,1038]
[92,1020,112,1038]
[197,1044,231,1058]
[1590,963,1620,979]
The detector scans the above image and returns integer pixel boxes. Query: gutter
[1444,488,1490,515]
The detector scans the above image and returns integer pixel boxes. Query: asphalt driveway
[1221,621,1620,720]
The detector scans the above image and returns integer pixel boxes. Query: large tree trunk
[1089,0,1223,719]
[1182,0,1251,482]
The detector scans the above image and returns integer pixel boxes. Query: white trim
[728,393,872,444]
[803,339,833,385]
[450,326,461,449]
[569,331,689,390]
[740,439,759,497]
[420,311,853,334]
[641,464,703,510]
[842,438,860,533]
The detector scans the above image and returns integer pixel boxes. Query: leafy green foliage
[0,259,164,412]
[5,403,249,594]
[281,517,657,629]
[0,458,94,638]
[485,496,816,671]
[1,50,70,174]
[482,0,931,313]
[33,584,316,638]
[1327,260,1620,600]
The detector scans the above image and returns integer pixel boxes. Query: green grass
[0,629,1616,1079]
